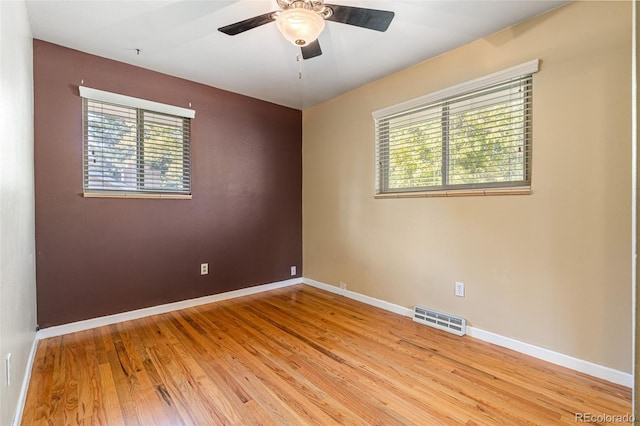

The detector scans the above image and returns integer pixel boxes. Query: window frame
[79,87,195,198]
[373,60,539,197]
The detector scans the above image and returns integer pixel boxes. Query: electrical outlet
[290,266,297,276]
[455,281,465,297]
[200,263,209,275]
[5,353,11,386]
[340,281,347,290]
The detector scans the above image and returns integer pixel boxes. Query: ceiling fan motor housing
[277,0,332,17]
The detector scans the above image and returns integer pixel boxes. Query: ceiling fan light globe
[275,8,325,47]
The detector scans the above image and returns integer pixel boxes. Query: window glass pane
[448,84,526,185]
[386,106,442,190]
[142,112,187,191]
[86,103,138,191]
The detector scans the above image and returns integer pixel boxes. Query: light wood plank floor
[22,284,631,425]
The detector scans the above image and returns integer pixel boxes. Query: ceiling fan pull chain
[297,53,303,79]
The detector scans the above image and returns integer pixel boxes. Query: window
[373,60,538,195]
[80,87,194,196]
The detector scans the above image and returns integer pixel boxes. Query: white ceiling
[25,0,567,109]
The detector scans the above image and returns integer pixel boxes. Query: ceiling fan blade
[301,40,322,60]
[218,12,276,36]
[325,5,394,32]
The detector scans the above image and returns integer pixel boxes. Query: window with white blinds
[81,87,194,196]
[373,60,538,195]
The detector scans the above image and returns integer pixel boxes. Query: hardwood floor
[21,284,631,425]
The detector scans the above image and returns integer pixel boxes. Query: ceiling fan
[218,0,395,60]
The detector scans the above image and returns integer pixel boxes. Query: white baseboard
[302,277,632,388]
[36,278,301,340]
[302,278,414,317]
[465,327,633,388]
[12,334,38,426]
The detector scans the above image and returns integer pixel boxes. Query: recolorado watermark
[575,413,634,423]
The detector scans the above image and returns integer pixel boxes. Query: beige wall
[0,1,36,424]
[303,1,632,373]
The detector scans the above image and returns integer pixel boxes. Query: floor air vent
[413,306,466,336]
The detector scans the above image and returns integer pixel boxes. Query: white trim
[372,59,539,120]
[82,192,192,200]
[374,186,531,199]
[302,278,413,317]
[36,278,300,339]
[79,86,195,119]
[12,336,38,426]
[465,327,632,388]
[302,277,632,388]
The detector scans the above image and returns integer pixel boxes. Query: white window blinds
[373,60,538,195]
[80,87,194,195]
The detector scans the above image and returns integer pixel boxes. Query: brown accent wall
[34,40,302,328]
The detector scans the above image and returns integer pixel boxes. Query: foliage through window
[83,99,191,194]
[375,76,532,194]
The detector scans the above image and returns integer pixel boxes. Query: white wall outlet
[200,263,209,275]
[290,266,297,276]
[339,281,347,290]
[5,353,11,386]
[455,281,465,297]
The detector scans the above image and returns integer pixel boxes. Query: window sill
[374,186,531,199]
[83,192,192,200]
